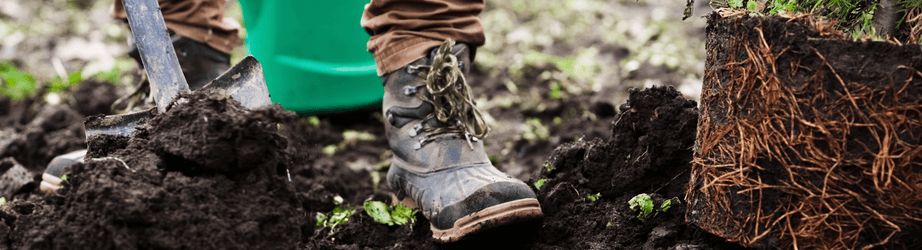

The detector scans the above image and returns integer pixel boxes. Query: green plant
[0,63,38,100]
[61,174,68,183]
[522,118,550,144]
[587,193,601,202]
[534,178,547,190]
[363,201,417,226]
[316,197,356,232]
[628,193,655,222]
[543,162,555,172]
[628,194,682,222]
[0,197,5,206]
[729,0,745,9]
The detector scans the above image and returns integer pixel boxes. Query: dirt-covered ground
[0,0,752,249]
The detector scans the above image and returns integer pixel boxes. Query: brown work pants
[111,0,239,54]
[361,0,486,76]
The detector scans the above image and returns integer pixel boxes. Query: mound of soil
[6,91,303,249]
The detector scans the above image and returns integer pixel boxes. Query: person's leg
[111,0,238,90]
[362,0,543,243]
[361,0,485,76]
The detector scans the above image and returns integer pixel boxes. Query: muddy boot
[383,39,543,242]
[41,33,230,194]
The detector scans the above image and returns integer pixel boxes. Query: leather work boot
[383,39,543,242]
[40,33,230,194]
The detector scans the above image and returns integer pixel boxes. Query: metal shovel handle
[120,0,189,113]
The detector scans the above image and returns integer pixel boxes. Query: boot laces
[410,39,490,149]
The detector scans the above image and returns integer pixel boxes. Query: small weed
[370,171,381,192]
[364,201,417,226]
[316,197,356,233]
[61,174,68,183]
[606,221,618,228]
[728,0,745,9]
[0,63,38,100]
[522,118,550,144]
[343,130,376,142]
[543,162,555,173]
[0,197,5,206]
[534,178,547,190]
[625,154,631,162]
[305,116,320,127]
[628,194,682,222]
[587,193,601,202]
[48,71,82,93]
[322,145,337,156]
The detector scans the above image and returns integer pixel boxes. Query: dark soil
[0,77,748,249]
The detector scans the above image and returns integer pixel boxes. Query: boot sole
[40,173,62,194]
[427,198,543,243]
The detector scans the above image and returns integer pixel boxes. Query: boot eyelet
[409,123,423,137]
[407,65,419,74]
[403,86,418,96]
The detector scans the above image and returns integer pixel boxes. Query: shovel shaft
[121,0,189,113]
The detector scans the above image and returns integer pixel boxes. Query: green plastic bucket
[238,0,383,115]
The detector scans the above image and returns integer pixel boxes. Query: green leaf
[49,71,83,93]
[628,193,655,222]
[534,178,547,190]
[746,0,759,11]
[316,203,356,232]
[0,63,38,100]
[364,200,392,225]
[364,200,417,226]
[543,162,555,173]
[728,0,744,9]
[661,197,681,212]
[0,197,5,205]
[587,193,601,202]
[391,203,417,226]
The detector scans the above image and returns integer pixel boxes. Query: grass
[725,0,922,42]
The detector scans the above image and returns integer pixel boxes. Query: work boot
[383,39,543,242]
[41,33,230,194]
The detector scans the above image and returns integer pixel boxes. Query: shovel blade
[85,55,273,140]
[84,109,153,138]
[201,56,272,110]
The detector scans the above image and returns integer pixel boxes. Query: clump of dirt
[0,104,85,172]
[530,85,740,249]
[7,91,304,249]
[70,80,121,117]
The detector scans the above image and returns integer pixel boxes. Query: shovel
[85,0,272,139]
[42,0,273,193]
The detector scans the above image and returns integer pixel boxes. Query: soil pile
[6,91,304,249]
